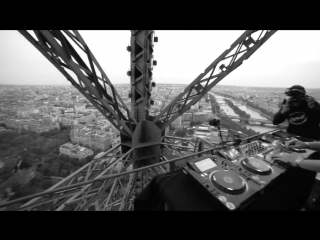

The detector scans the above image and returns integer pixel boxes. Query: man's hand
[280,102,291,115]
[279,98,293,115]
[270,152,302,167]
[285,139,309,149]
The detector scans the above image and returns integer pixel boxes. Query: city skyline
[1,78,320,210]
[1,84,319,91]
[0,30,320,88]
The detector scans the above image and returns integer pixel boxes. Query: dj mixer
[183,129,317,211]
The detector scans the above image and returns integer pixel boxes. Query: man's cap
[288,85,306,94]
[285,85,306,98]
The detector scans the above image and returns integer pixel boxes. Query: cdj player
[183,155,265,211]
[183,129,317,211]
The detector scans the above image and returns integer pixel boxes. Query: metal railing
[0,130,283,211]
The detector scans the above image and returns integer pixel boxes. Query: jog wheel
[209,170,246,195]
[241,157,272,176]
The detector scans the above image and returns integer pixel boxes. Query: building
[93,151,107,160]
[60,116,74,127]
[191,102,199,110]
[171,116,182,128]
[182,113,193,121]
[17,109,31,118]
[38,106,51,114]
[77,114,95,124]
[64,109,75,117]
[193,112,208,123]
[114,162,123,171]
[0,113,8,120]
[195,125,212,138]
[30,108,40,114]
[70,126,116,151]
[59,142,93,160]
[182,121,191,127]
[74,104,86,112]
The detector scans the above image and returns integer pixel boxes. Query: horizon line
[1,84,320,89]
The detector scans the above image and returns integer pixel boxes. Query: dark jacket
[273,99,320,140]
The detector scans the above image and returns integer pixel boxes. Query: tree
[85,155,94,163]
[44,157,54,165]
[59,169,69,178]
[34,172,45,183]
[34,137,46,148]
[56,131,70,141]
[11,183,22,193]
[169,124,176,131]
[0,143,9,151]
[39,163,51,176]
[50,162,61,176]
[62,162,75,172]
[50,152,60,160]
[4,204,21,211]
[174,128,188,138]
[51,128,60,135]
[32,147,43,155]
[59,154,69,162]
[19,161,31,170]
[68,158,77,166]
[29,132,40,139]
[73,166,80,172]
[9,184,38,201]
[41,180,53,190]
[0,172,12,184]
[20,129,28,135]
[3,131,20,143]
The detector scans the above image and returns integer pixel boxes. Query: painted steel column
[128,30,155,122]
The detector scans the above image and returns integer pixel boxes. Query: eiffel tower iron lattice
[0,30,277,211]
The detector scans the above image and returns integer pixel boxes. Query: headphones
[284,88,306,99]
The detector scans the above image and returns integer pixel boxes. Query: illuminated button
[224,177,233,183]
[218,196,227,203]
[226,202,235,210]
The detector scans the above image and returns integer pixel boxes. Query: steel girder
[18,30,134,138]
[153,30,277,131]
[128,30,156,122]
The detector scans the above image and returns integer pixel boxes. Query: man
[273,85,320,140]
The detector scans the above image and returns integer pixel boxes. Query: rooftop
[60,142,76,151]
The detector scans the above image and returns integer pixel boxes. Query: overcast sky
[0,30,320,88]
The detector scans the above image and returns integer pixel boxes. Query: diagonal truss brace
[18,30,134,137]
[153,30,277,130]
